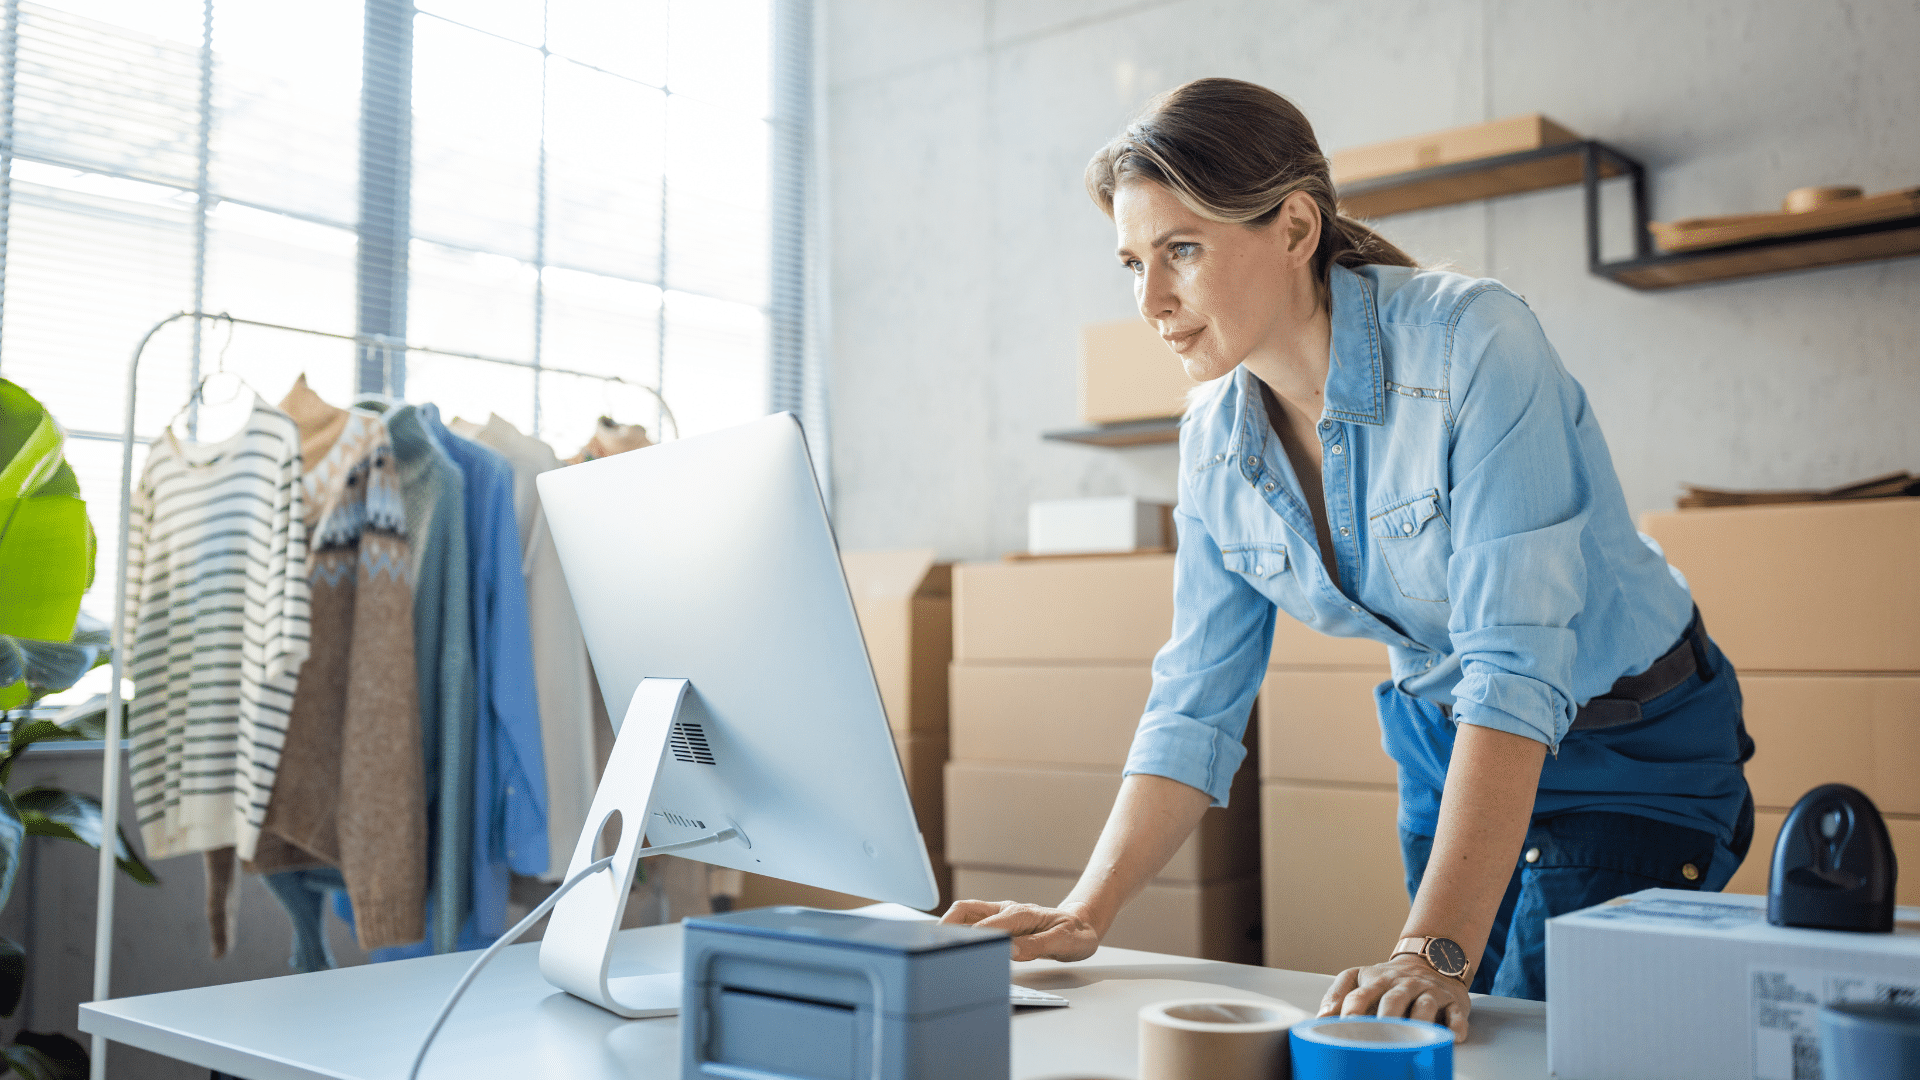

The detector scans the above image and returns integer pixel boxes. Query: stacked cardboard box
[1078,320,1195,425]
[1257,620,1400,976]
[946,554,1264,963]
[736,549,953,912]
[1641,500,1920,904]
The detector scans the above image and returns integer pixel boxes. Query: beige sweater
[243,379,427,951]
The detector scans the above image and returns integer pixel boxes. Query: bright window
[0,0,813,655]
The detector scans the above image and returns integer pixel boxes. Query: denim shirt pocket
[1369,490,1451,603]
[1220,541,1290,581]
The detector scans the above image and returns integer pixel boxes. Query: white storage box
[1026,497,1169,556]
[1546,889,1920,1080]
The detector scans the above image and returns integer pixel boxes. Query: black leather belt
[1436,608,1714,732]
[1569,607,1714,731]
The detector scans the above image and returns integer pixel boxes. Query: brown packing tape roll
[1139,998,1308,1080]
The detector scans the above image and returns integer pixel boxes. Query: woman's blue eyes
[1124,244,1199,274]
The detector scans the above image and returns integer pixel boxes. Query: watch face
[1425,937,1468,977]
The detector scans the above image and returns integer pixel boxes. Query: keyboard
[1010,984,1070,1008]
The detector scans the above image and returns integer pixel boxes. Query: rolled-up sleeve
[1444,288,1591,749]
[1122,475,1276,807]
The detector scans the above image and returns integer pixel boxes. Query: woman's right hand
[940,899,1103,961]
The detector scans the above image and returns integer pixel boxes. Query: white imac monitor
[533,413,939,1018]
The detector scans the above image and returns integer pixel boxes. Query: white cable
[407,828,738,1080]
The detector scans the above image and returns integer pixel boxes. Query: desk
[80,922,1547,1079]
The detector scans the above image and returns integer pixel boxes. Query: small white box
[1026,497,1170,556]
[1546,889,1920,1080]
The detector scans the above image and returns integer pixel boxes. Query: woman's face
[1112,178,1317,383]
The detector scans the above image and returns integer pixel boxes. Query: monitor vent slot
[656,810,708,830]
[670,721,717,765]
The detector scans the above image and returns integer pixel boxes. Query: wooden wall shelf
[1595,212,1920,290]
[1337,137,1920,291]
[1042,417,1180,447]
[1338,141,1625,219]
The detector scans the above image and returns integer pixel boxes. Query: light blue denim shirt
[1125,262,1711,831]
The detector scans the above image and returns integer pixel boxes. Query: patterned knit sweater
[247,384,427,951]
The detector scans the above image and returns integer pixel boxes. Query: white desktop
[533,413,942,1018]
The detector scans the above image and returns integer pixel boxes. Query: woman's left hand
[1317,955,1472,1043]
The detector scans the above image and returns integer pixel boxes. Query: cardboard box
[843,549,953,735]
[944,760,1259,884]
[950,866,1261,964]
[1270,611,1393,670]
[1639,499,1920,672]
[1546,889,1920,1080]
[1261,782,1409,975]
[1740,674,1920,814]
[953,555,1174,663]
[1078,319,1197,426]
[1330,113,1579,186]
[1258,671,1395,785]
[897,730,949,865]
[1027,496,1170,556]
[949,663,1150,769]
[1723,807,1920,906]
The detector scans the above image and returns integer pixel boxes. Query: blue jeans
[1394,614,1756,1000]
[1400,810,1734,1000]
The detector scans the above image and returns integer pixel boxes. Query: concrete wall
[822,0,1920,559]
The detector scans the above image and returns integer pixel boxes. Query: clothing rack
[90,310,677,1079]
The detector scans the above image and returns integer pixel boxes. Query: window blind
[0,0,817,666]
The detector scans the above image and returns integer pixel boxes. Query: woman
[941,78,1754,1040]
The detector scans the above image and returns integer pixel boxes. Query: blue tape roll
[1288,1016,1453,1079]
[1821,1002,1920,1079]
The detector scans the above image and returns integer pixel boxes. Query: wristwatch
[1391,936,1469,984]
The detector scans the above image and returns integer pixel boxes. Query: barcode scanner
[1768,783,1898,933]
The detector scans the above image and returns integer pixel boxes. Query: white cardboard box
[1026,496,1169,556]
[1546,889,1920,1080]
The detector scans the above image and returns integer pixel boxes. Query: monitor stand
[538,677,743,1018]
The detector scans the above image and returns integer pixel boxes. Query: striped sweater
[127,399,310,862]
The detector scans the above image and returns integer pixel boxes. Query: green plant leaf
[0,379,96,645]
[14,788,157,886]
[0,936,22,1019]
[0,790,21,915]
[49,696,105,742]
[4,1031,86,1080]
[8,720,87,755]
[0,1043,57,1080]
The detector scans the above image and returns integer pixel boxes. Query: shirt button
[1215,453,1224,461]
[1402,522,1414,534]
[1339,526,1350,536]
[1264,482,1275,492]
[1348,604,1361,614]
[1330,444,1343,455]
[1319,420,1330,429]
[1681,863,1700,882]
[1525,847,1541,864]
[1247,456,1259,467]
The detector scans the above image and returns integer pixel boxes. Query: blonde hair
[1086,78,1416,294]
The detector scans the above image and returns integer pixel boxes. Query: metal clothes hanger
[165,316,252,439]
